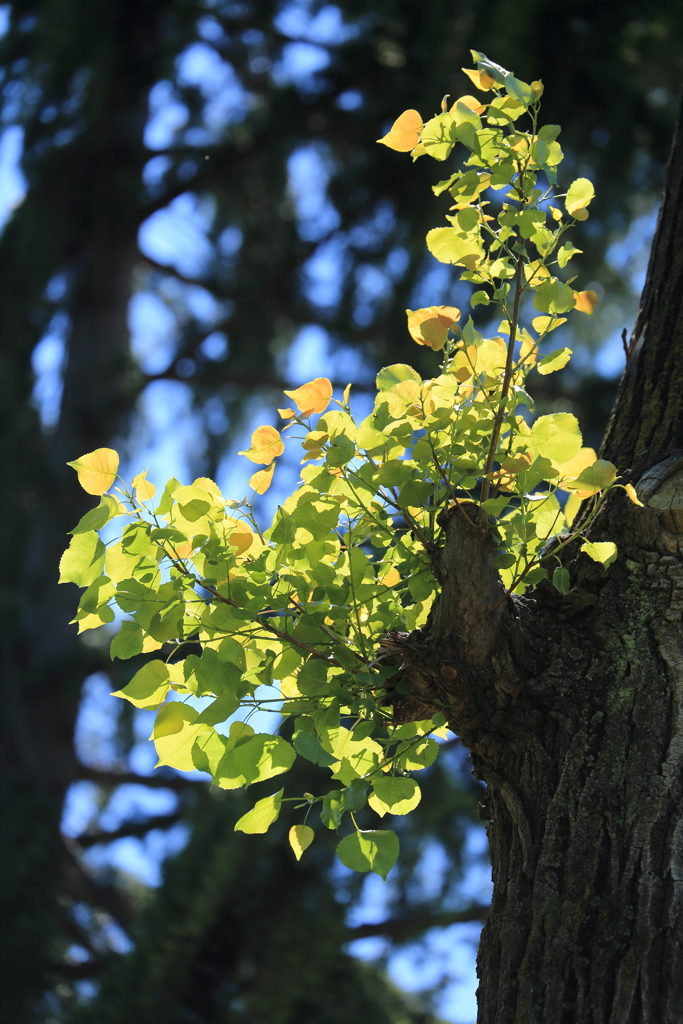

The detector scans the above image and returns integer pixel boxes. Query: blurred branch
[347,903,489,943]
[74,811,183,849]
[76,761,202,792]
[60,841,136,930]
[47,957,109,980]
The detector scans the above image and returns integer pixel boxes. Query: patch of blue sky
[139,191,216,277]
[0,125,25,229]
[288,143,340,241]
[31,310,69,429]
[301,234,348,309]
[275,3,360,45]
[129,291,177,375]
[176,42,249,136]
[144,80,189,150]
[124,379,206,488]
[353,263,392,327]
[84,825,191,889]
[271,41,331,90]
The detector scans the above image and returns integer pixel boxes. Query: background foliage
[2,1,682,1022]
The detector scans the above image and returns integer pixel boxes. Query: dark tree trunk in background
[396,97,683,1023]
[0,4,179,1015]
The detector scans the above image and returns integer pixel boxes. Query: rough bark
[391,93,683,1024]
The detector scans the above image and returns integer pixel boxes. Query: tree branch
[75,761,202,792]
[74,811,183,849]
[347,903,490,943]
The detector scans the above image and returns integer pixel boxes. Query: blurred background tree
[1,1,681,1021]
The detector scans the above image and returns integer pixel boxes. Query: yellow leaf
[223,516,255,555]
[564,492,583,527]
[450,94,486,114]
[279,407,296,419]
[249,464,275,495]
[379,567,401,587]
[625,483,644,507]
[283,378,333,416]
[343,383,352,406]
[238,425,285,465]
[532,315,567,334]
[557,447,597,480]
[289,824,314,861]
[461,67,495,91]
[193,477,224,499]
[132,469,156,501]
[377,109,423,152]
[67,448,119,496]
[406,305,461,350]
[531,80,544,99]
[574,290,598,315]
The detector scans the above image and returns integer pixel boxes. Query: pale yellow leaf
[67,448,119,495]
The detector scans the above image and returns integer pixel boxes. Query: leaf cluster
[60,54,643,879]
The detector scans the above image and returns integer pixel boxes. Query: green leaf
[528,413,582,465]
[421,112,458,161]
[70,494,120,535]
[536,348,572,375]
[289,824,314,860]
[321,789,345,829]
[110,620,145,660]
[533,279,577,315]
[557,241,582,268]
[234,790,283,834]
[426,227,483,270]
[565,177,595,216]
[195,691,241,725]
[112,659,170,708]
[368,777,421,817]
[580,541,618,568]
[552,566,571,594]
[376,364,421,392]
[215,734,296,789]
[336,830,399,880]
[59,531,106,587]
[191,730,228,775]
[152,702,212,771]
[470,50,509,86]
[569,460,618,492]
[504,75,533,106]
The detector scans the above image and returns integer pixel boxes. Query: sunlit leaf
[249,464,275,494]
[376,109,423,152]
[624,483,644,507]
[368,777,421,817]
[406,305,461,350]
[112,660,170,708]
[461,67,495,91]
[536,348,572,375]
[289,824,314,861]
[580,540,618,568]
[565,177,595,216]
[152,703,212,771]
[132,469,156,500]
[283,378,334,416]
[235,790,284,834]
[67,448,119,495]
[573,290,598,315]
[59,531,106,587]
[238,425,285,465]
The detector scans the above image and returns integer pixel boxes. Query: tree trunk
[396,96,683,1024]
